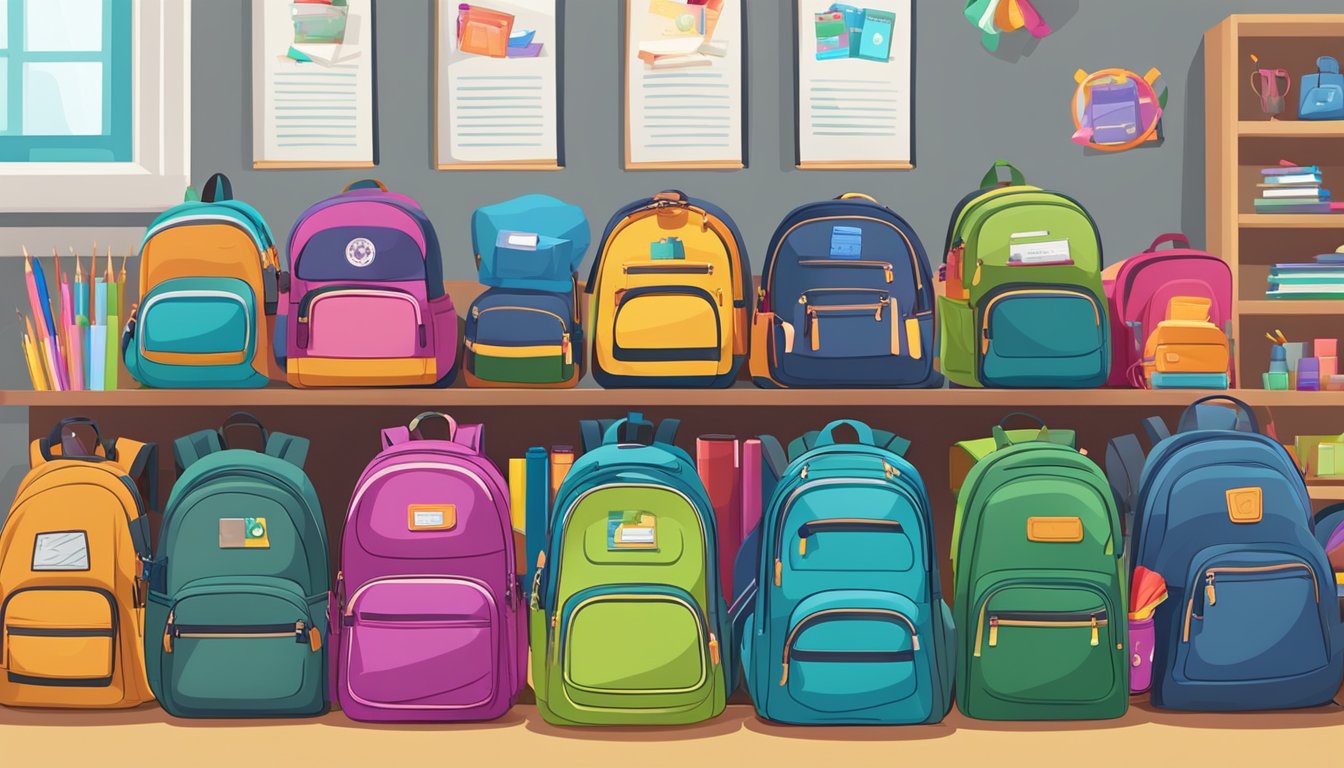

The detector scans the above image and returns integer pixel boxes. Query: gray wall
[3,0,1344,504]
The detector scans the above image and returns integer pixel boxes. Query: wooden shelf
[1238,121,1344,138]
[1308,484,1344,502]
[7,388,1344,408]
[1241,300,1344,315]
[1238,214,1344,229]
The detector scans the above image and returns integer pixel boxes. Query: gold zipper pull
[774,558,783,587]
[471,305,480,319]
[883,460,900,479]
[551,614,560,663]
[716,288,724,306]
[972,259,984,286]
[988,617,999,647]
[1205,573,1216,607]
[798,535,808,556]
[874,302,884,321]
[779,660,790,686]
[809,309,819,351]
[883,263,893,283]
[708,633,721,665]
[800,464,809,479]
[562,333,573,365]
[1090,616,1100,647]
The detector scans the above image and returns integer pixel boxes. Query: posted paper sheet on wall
[796,0,912,168]
[625,0,744,169]
[252,0,376,168]
[436,1,560,169]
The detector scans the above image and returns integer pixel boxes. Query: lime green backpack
[950,414,1127,721]
[937,161,1110,388]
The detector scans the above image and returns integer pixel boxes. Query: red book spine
[697,435,741,603]
[741,438,762,542]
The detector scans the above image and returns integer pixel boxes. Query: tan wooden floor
[2,702,1341,766]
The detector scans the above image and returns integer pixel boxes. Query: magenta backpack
[1104,234,1233,387]
[330,413,524,722]
[276,180,457,388]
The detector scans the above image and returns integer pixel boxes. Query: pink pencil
[68,320,84,393]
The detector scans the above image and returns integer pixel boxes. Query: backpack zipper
[623,263,714,275]
[979,287,1101,355]
[470,304,572,364]
[780,608,918,686]
[798,259,894,284]
[796,518,903,556]
[163,613,317,652]
[985,611,1107,649]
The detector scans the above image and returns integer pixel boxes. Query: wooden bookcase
[1206,14,1344,385]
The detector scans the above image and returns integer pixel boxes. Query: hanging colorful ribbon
[964,0,1053,52]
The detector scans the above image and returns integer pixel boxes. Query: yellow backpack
[587,191,751,387]
[0,419,157,708]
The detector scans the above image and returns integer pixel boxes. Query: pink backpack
[277,180,457,388]
[1104,234,1233,387]
[330,413,524,722]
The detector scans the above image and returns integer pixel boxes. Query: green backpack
[530,413,729,726]
[937,161,1110,388]
[145,414,329,718]
[951,414,1127,721]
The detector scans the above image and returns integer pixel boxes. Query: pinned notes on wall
[436,1,562,170]
[625,0,745,170]
[796,0,913,169]
[252,0,377,168]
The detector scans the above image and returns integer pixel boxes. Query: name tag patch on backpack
[830,226,863,258]
[608,511,658,550]
[408,504,456,531]
[218,517,270,548]
[31,531,90,571]
[1225,487,1263,524]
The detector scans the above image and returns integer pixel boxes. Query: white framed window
[0,0,189,212]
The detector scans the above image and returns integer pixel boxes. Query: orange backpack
[0,419,157,708]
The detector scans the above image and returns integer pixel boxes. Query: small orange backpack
[0,418,157,708]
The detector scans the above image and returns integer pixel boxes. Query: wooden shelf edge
[6,388,1344,408]
[1240,300,1344,315]
[1239,213,1344,229]
[1238,121,1344,138]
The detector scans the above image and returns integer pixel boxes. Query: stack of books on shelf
[1255,160,1343,214]
[1267,245,1344,300]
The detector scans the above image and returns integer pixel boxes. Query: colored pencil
[74,251,88,390]
[22,252,61,389]
[31,251,68,391]
[105,247,119,390]
[17,310,46,392]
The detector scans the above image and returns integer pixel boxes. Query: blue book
[855,9,895,62]
[1263,165,1321,175]
[524,446,549,594]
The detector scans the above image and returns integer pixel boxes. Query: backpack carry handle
[200,173,233,203]
[993,412,1050,449]
[1179,395,1260,434]
[219,412,269,452]
[980,160,1026,190]
[409,412,458,439]
[837,193,880,204]
[343,178,388,193]
[1145,233,1191,252]
[1318,56,1341,75]
[41,417,115,462]
[812,419,876,448]
[653,190,688,204]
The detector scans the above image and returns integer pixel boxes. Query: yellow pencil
[17,309,47,391]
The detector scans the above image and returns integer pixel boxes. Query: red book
[697,435,741,603]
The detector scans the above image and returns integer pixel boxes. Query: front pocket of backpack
[783,606,921,713]
[559,584,713,708]
[139,278,254,367]
[979,288,1106,387]
[788,518,913,573]
[972,583,1117,705]
[936,295,976,381]
[162,585,319,711]
[344,577,500,711]
[1181,556,1329,683]
[468,303,573,383]
[300,287,425,359]
[612,286,722,364]
[2,586,116,687]
[792,291,897,359]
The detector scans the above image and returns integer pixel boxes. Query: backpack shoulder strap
[871,429,911,457]
[109,437,158,560]
[264,432,310,470]
[654,418,680,448]
[173,429,224,475]
[757,435,789,481]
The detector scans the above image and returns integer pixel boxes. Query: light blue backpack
[124,174,279,389]
[1300,56,1344,120]
[740,420,955,725]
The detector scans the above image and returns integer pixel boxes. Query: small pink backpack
[1103,234,1233,387]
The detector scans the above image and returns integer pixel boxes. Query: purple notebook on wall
[1088,81,1140,144]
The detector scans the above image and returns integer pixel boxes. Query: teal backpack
[145,414,328,718]
[741,420,955,725]
[937,161,1110,388]
[529,413,730,726]
[951,414,1127,720]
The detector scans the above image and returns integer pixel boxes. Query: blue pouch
[473,194,591,291]
[1300,56,1344,120]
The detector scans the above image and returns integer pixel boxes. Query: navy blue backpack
[1112,396,1344,711]
[750,194,939,388]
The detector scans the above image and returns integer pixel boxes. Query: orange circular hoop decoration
[1071,68,1164,153]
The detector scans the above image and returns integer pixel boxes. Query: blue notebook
[1150,372,1229,390]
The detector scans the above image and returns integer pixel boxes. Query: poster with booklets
[625,0,745,169]
[436,1,561,170]
[795,0,913,169]
[252,0,377,168]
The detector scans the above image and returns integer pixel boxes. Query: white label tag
[32,531,89,571]
[1009,230,1051,240]
[619,526,656,544]
[414,510,445,527]
[506,232,539,248]
[1009,239,1072,265]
